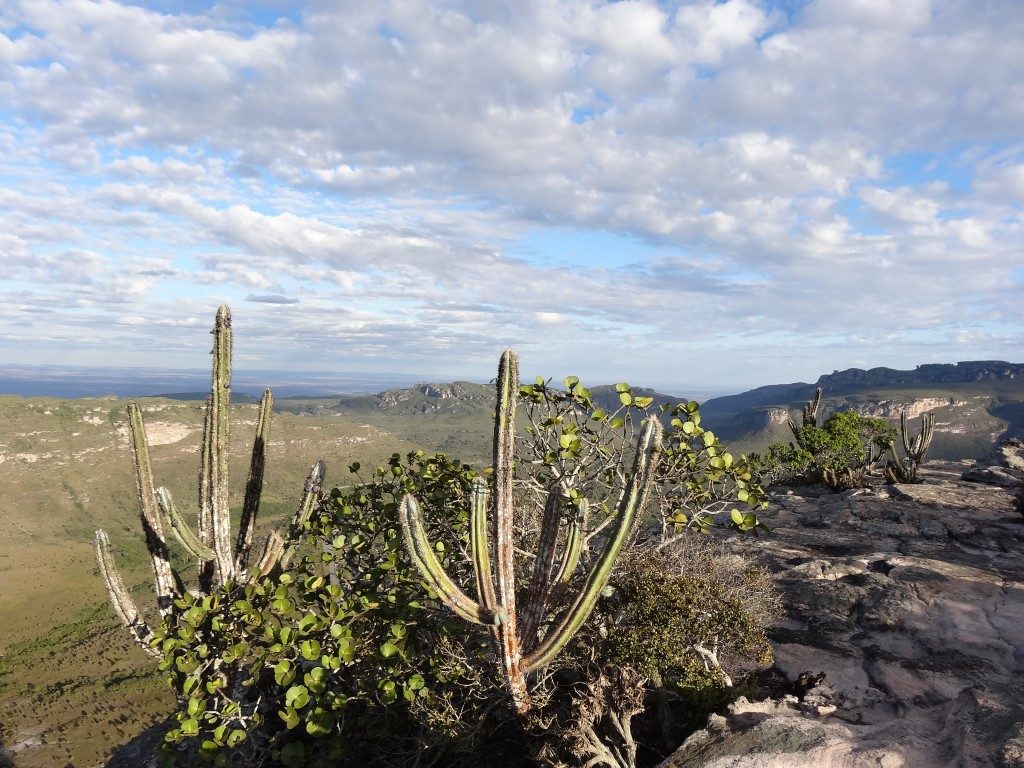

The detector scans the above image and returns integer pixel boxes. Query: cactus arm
[523,417,663,674]
[805,387,822,427]
[552,498,585,585]
[518,488,564,648]
[127,402,179,615]
[911,413,934,462]
[278,460,326,571]
[197,401,215,591]
[792,387,823,438]
[254,531,285,577]
[469,476,497,612]
[399,494,498,625]
[900,411,912,455]
[235,389,273,573]
[885,460,908,484]
[156,487,216,561]
[894,411,935,482]
[208,304,235,585]
[95,530,161,658]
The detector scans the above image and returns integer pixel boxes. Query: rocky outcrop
[961,439,1024,488]
[730,407,792,433]
[661,462,1024,768]
[817,361,1024,390]
[999,440,1024,473]
[849,397,956,420]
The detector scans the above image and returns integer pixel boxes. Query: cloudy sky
[1,0,1022,394]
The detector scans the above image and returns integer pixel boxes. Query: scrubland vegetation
[95,308,779,768]
[10,304,1002,768]
[748,387,936,492]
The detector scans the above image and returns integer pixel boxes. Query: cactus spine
[399,349,663,714]
[95,305,325,659]
[885,411,935,484]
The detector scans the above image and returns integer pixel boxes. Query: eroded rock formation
[662,459,1024,767]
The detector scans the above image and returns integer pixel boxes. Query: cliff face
[817,361,1024,390]
[847,396,959,420]
[695,361,1024,461]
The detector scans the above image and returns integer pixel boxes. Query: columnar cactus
[788,387,823,437]
[885,410,935,484]
[95,305,325,659]
[399,350,663,714]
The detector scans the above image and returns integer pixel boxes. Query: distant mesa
[244,293,300,305]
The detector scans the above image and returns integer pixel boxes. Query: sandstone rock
[660,462,1024,768]
[999,439,1024,473]
[961,466,1024,487]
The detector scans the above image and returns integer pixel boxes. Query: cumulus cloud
[0,0,1021,390]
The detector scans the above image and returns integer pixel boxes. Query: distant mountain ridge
[698,360,1024,460]
[816,360,1024,389]
[287,360,1024,463]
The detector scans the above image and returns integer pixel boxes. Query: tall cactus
[95,305,325,659]
[399,349,663,714]
[885,410,935,484]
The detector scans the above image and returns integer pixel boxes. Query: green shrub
[541,537,779,765]
[753,409,896,491]
[142,374,774,768]
[153,450,507,767]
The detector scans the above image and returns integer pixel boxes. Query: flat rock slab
[662,463,1024,768]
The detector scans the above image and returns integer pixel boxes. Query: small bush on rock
[752,399,896,491]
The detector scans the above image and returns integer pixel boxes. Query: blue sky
[0,0,1022,393]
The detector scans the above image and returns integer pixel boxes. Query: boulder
[961,466,1024,487]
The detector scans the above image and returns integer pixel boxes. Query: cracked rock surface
[661,461,1024,768]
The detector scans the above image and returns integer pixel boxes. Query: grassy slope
[0,395,433,768]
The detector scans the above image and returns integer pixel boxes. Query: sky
[1,0,1022,394]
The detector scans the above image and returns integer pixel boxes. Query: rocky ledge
[662,459,1024,768]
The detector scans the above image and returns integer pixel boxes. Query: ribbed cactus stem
[254,531,285,577]
[805,388,823,427]
[523,417,662,673]
[552,499,585,585]
[156,487,216,562]
[518,488,565,648]
[197,403,215,591]
[127,402,178,615]
[492,349,530,713]
[790,387,823,439]
[890,411,935,483]
[208,304,234,585]
[278,460,326,571]
[885,460,908,484]
[400,494,499,625]
[98,305,326,666]
[235,389,273,573]
[469,477,497,614]
[94,530,160,658]
[901,411,934,461]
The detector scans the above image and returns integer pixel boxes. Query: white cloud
[0,0,1021,389]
